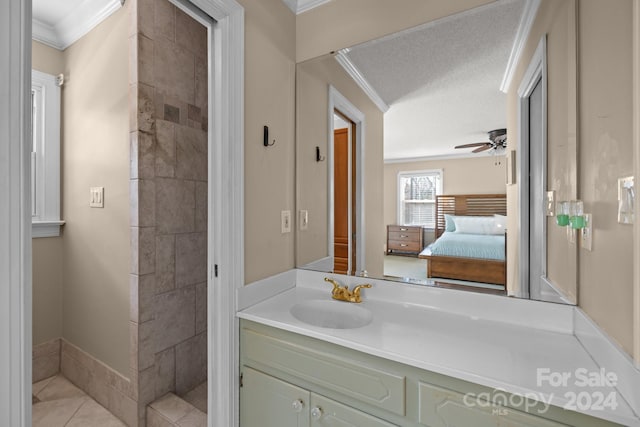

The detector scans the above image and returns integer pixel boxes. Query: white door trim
[0,0,32,426]
[517,35,547,300]
[328,85,366,275]
[2,0,244,426]
[185,1,245,426]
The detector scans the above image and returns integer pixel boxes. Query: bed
[418,194,507,286]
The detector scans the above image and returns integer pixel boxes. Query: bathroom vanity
[237,271,640,427]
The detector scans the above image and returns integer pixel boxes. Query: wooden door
[334,128,349,274]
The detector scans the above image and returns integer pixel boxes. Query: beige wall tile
[194,57,207,113]
[154,287,195,352]
[156,120,176,178]
[154,347,175,398]
[174,333,206,395]
[153,38,195,104]
[131,226,156,275]
[130,131,156,180]
[176,409,206,427]
[107,386,138,427]
[137,35,154,87]
[156,178,195,234]
[155,234,176,294]
[154,0,175,43]
[175,7,207,59]
[175,233,206,287]
[195,282,207,335]
[130,274,155,323]
[194,182,207,233]
[175,127,207,181]
[135,0,155,39]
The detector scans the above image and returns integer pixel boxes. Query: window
[31,70,63,237]
[397,170,442,228]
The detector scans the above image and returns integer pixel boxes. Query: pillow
[444,214,456,232]
[453,216,500,235]
[493,214,507,234]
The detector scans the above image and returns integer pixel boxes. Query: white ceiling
[343,0,526,161]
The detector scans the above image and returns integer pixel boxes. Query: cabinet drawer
[418,382,568,427]
[388,225,420,233]
[242,327,406,416]
[388,240,421,252]
[388,231,419,242]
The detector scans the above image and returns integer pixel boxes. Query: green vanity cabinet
[241,367,396,427]
[240,320,622,427]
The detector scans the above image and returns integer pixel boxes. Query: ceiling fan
[455,128,507,153]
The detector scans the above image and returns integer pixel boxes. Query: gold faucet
[324,278,372,303]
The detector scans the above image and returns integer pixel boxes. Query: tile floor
[147,393,207,427]
[32,375,126,427]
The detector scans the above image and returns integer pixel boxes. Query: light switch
[90,187,104,208]
[581,214,593,251]
[281,210,291,233]
[299,210,308,230]
[545,191,555,216]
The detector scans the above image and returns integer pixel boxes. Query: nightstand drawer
[388,240,421,252]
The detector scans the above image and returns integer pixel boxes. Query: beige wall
[32,41,65,346]
[240,0,297,284]
[506,0,578,300]
[296,54,385,277]
[507,0,634,354]
[384,157,506,230]
[296,0,495,62]
[578,0,634,354]
[61,5,130,376]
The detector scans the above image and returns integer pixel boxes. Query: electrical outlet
[90,187,104,208]
[281,210,291,233]
[299,210,308,230]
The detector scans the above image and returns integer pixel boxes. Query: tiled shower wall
[130,0,208,424]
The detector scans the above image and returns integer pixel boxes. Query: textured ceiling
[345,0,525,160]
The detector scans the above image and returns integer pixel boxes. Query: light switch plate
[281,210,291,233]
[546,190,555,216]
[299,210,308,230]
[90,187,104,208]
[581,214,593,251]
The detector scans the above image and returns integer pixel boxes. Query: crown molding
[282,0,331,15]
[32,0,123,50]
[384,150,505,164]
[500,0,542,93]
[334,49,390,113]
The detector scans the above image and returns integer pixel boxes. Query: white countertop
[238,272,640,426]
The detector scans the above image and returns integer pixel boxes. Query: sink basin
[290,300,373,329]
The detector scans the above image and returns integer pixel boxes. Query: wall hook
[316,146,325,162]
[263,125,275,147]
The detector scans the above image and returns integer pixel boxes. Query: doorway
[328,86,366,276]
[0,0,244,426]
[333,111,356,274]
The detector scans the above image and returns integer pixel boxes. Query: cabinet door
[241,367,310,427]
[310,394,397,427]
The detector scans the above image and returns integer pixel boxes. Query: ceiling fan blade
[472,145,492,153]
[454,142,490,149]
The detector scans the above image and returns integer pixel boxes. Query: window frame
[396,169,443,228]
[31,69,63,238]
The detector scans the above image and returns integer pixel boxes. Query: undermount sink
[290,299,373,329]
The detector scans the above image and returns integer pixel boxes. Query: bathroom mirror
[295,0,579,304]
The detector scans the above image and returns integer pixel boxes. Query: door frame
[0,0,244,426]
[328,85,366,275]
[517,35,548,300]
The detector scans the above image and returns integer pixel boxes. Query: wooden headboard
[435,194,507,237]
